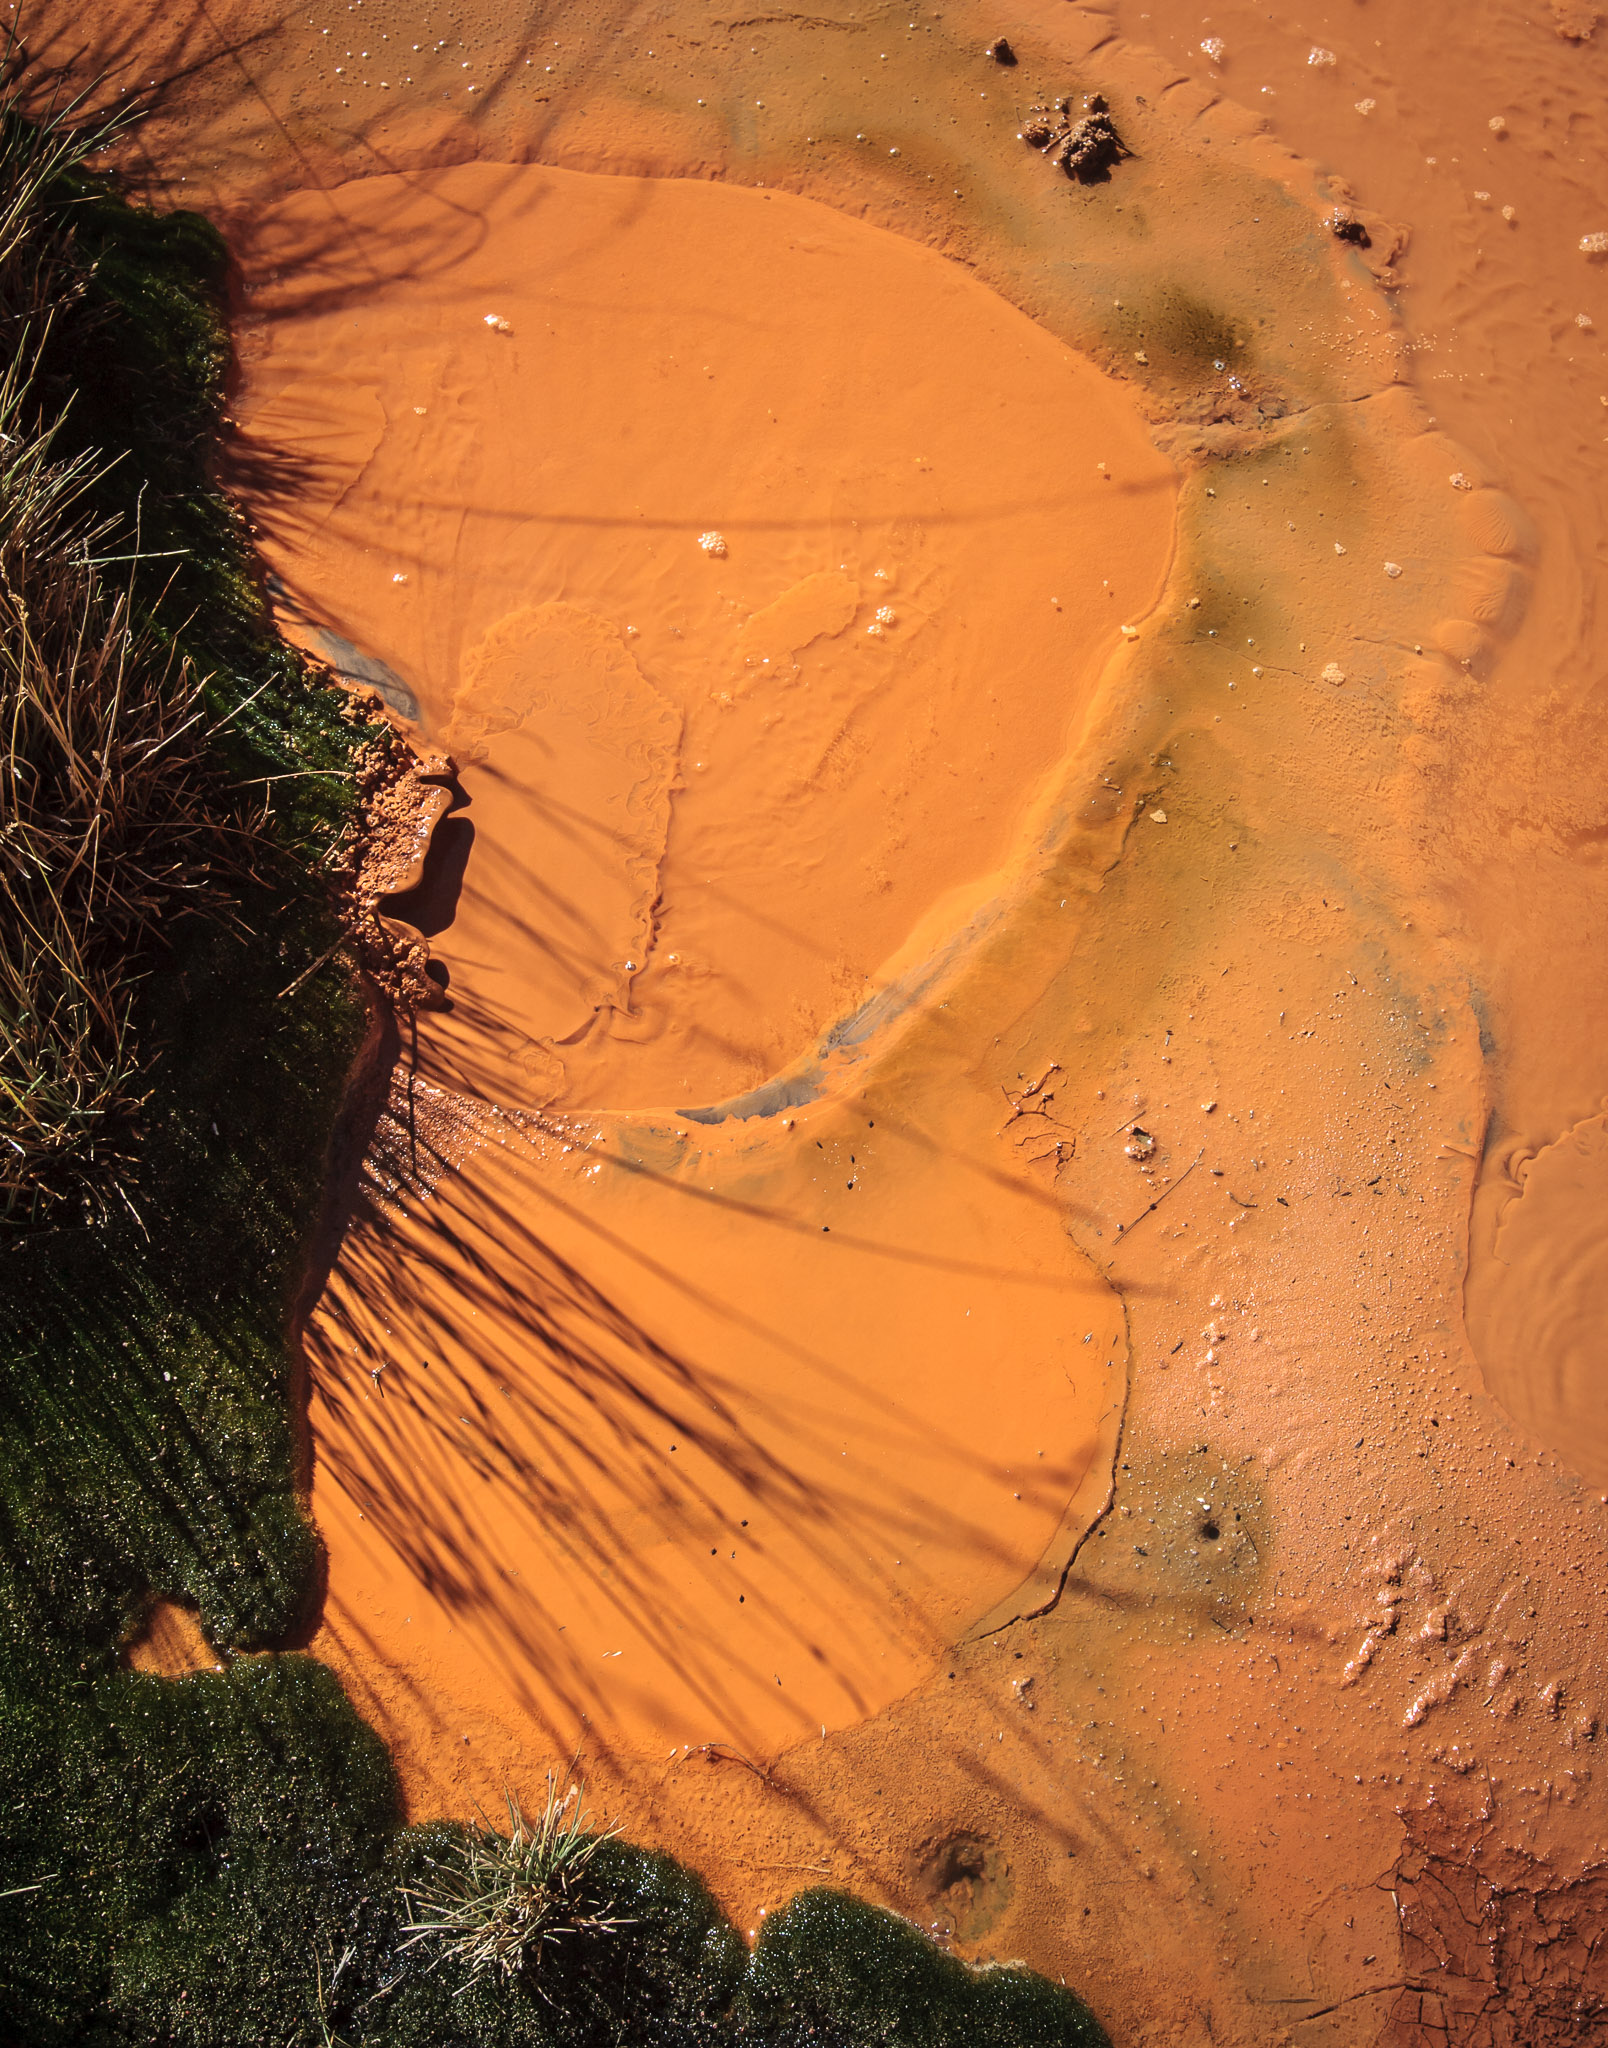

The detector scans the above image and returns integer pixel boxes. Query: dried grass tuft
[0,63,245,1230]
[400,1779,629,1994]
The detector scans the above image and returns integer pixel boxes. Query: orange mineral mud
[237,160,1163,1762]
[236,163,1174,1111]
[73,0,1608,2037]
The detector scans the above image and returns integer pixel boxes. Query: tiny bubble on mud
[1200,37,1225,60]
[1308,45,1336,65]
[1355,97,1377,114]
[697,530,727,556]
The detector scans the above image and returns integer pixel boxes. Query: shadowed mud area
[78,0,1608,2036]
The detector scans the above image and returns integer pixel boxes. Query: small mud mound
[916,1829,1015,1942]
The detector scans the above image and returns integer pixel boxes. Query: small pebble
[1384,561,1403,578]
[1150,809,1167,823]
[1322,662,1346,685]
[483,313,512,332]
[1355,98,1376,115]
[1449,472,1473,490]
[1489,115,1507,134]
[1582,232,1608,255]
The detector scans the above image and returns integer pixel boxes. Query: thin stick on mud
[1112,1149,1203,1240]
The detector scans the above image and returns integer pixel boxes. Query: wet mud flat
[80,0,1608,2037]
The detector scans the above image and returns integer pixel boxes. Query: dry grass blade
[399,1779,629,1995]
[0,62,253,1231]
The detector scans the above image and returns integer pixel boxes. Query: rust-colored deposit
[79,0,1608,2037]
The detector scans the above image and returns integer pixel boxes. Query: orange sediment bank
[74,0,1608,2034]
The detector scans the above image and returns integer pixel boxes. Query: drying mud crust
[75,0,1608,2037]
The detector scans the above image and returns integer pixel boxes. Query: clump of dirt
[1020,93,1130,182]
[1327,209,1371,246]
[1551,0,1600,39]
[325,682,453,1011]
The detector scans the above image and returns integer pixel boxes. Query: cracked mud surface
[75,0,1608,2036]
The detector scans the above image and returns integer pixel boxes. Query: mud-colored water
[77,0,1608,2037]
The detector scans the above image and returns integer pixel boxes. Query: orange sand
[73,0,1608,2037]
